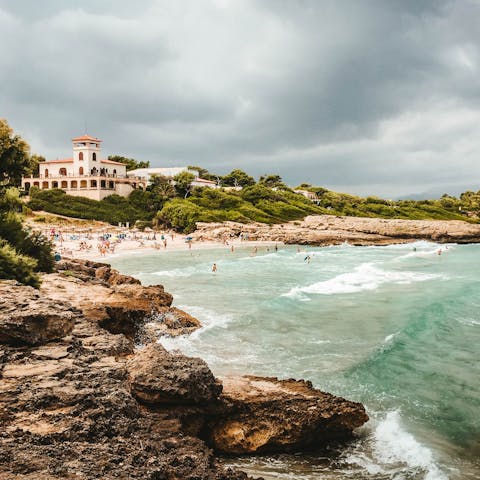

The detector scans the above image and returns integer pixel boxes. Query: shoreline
[25,212,480,265]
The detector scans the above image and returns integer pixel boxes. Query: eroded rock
[208,375,369,454]
[0,282,77,346]
[127,343,223,405]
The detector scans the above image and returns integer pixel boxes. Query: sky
[1,0,479,198]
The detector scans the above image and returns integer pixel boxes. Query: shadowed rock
[127,343,223,405]
[0,282,77,346]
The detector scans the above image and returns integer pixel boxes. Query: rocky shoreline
[0,259,368,479]
[193,214,480,246]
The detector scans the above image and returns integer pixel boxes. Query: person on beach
[212,263,217,273]
[304,255,311,263]
[54,251,62,262]
[275,244,278,252]
[231,245,234,252]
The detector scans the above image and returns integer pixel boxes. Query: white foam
[284,263,443,297]
[153,267,197,277]
[373,411,448,480]
[156,304,233,357]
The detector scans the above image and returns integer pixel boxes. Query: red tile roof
[72,135,102,142]
[41,158,74,164]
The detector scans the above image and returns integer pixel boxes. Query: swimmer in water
[212,263,217,273]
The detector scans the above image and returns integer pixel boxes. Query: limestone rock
[193,215,480,246]
[145,306,203,338]
[127,343,222,405]
[0,282,77,346]
[40,269,174,340]
[208,375,368,454]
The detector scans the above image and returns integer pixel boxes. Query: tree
[0,119,31,186]
[173,171,195,198]
[0,122,54,286]
[187,165,218,181]
[26,154,46,177]
[222,169,255,188]
[108,155,150,171]
[258,174,285,189]
[149,174,176,202]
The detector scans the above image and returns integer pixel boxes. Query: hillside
[26,182,479,233]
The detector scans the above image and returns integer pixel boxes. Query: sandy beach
[25,215,282,262]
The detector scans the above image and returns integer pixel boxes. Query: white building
[127,167,198,183]
[294,189,319,201]
[128,167,219,189]
[22,135,147,201]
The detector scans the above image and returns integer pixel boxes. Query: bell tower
[72,135,102,176]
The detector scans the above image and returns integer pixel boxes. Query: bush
[0,240,40,288]
[29,189,152,225]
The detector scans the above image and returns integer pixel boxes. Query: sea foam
[284,263,443,297]
[373,411,448,480]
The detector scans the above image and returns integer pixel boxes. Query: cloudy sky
[1,0,479,197]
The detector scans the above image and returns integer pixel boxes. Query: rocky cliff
[0,260,368,479]
[193,215,480,245]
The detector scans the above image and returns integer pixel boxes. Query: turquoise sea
[110,241,480,480]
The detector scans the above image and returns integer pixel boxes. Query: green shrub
[0,240,40,288]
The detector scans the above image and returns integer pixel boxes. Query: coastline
[0,258,368,479]
[26,212,480,265]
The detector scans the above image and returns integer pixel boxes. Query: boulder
[127,343,222,405]
[145,306,202,338]
[208,375,368,454]
[40,272,174,340]
[0,282,77,346]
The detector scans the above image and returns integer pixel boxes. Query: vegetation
[0,120,54,286]
[28,188,153,225]
[157,185,327,232]
[0,119,32,186]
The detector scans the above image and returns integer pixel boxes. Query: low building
[22,135,147,201]
[294,189,319,201]
[127,167,198,183]
[191,177,219,189]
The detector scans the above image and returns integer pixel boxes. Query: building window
[61,181,68,189]
[79,167,84,175]
[71,180,78,189]
[79,152,84,161]
[59,168,67,176]
[90,180,97,188]
[92,152,97,161]
[80,180,87,189]
[42,181,49,189]
[44,169,49,178]
[52,181,58,188]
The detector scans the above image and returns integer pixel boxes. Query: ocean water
[110,241,480,480]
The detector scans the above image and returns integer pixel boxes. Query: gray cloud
[1,0,480,197]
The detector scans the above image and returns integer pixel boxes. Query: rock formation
[209,375,368,454]
[193,214,480,246]
[0,260,368,479]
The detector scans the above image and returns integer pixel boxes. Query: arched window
[79,167,84,175]
[59,168,67,176]
[92,152,97,161]
[79,152,84,161]
[44,169,49,178]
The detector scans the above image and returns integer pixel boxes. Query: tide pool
[110,241,480,480]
